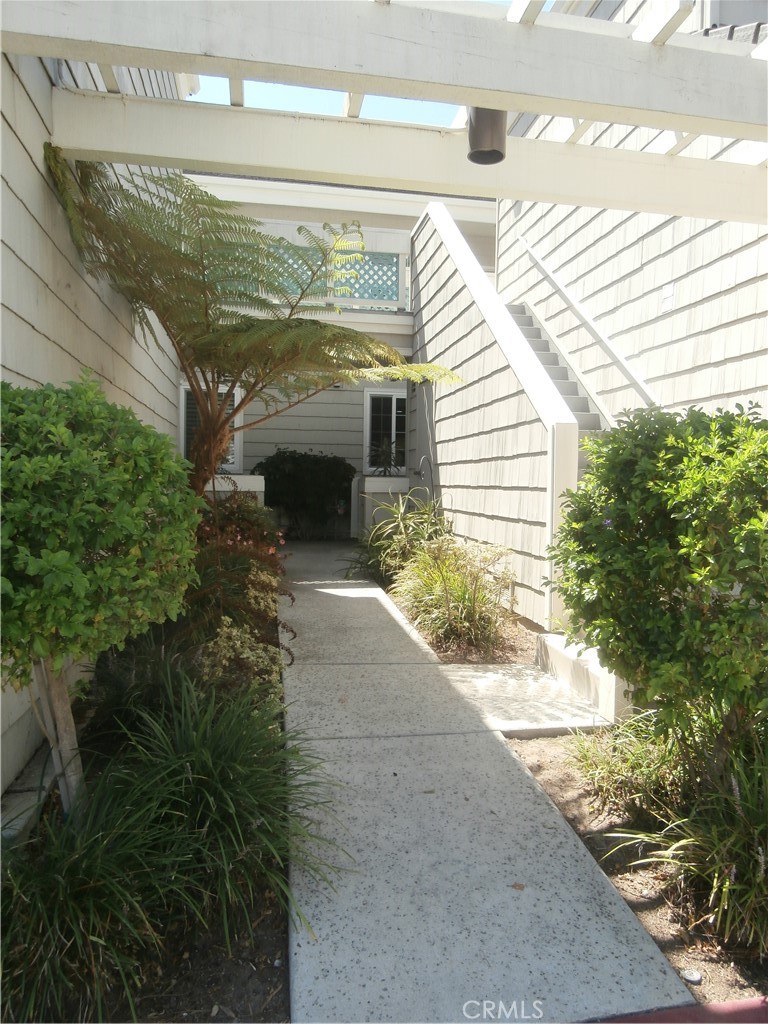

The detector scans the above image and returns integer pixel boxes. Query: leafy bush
[2,668,335,1022]
[90,496,290,722]
[149,492,291,675]
[198,616,284,704]
[1,374,202,804]
[198,490,285,561]
[349,487,451,586]
[1,375,202,683]
[390,536,515,655]
[256,448,356,538]
[549,404,768,742]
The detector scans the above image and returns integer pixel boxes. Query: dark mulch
[108,889,289,1023]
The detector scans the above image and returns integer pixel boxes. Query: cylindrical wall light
[467,107,507,164]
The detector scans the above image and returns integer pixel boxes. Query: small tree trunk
[189,420,235,496]
[42,656,85,810]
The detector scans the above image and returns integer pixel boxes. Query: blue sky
[188,79,463,127]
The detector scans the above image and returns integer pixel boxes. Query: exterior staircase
[507,301,631,722]
[507,301,605,475]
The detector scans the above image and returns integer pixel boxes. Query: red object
[597,996,768,1023]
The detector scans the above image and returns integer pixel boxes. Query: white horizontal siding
[243,384,368,473]
[1,54,179,428]
[411,215,554,624]
[497,117,768,416]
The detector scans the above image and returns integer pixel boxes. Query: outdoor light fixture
[467,107,507,164]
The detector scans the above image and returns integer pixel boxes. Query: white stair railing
[518,236,658,409]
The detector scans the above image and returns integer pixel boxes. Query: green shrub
[162,497,291,675]
[349,487,451,586]
[91,498,290,720]
[1,375,202,684]
[256,448,356,538]
[198,490,285,562]
[1,375,203,804]
[2,668,336,1022]
[390,536,514,655]
[198,615,284,704]
[549,404,768,743]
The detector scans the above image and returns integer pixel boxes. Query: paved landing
[283,543,694,1024]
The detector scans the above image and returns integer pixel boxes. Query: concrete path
[283,543,694,1024]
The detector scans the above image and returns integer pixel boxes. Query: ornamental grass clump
[608,713,768,955]
[1,668,336,1023]
[120,668,336,946]
[390,536,515,656]
[350,487,452,586]
[1,753,198,1023]
[573,709,689,821]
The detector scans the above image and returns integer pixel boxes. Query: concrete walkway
[283,543,694,1024]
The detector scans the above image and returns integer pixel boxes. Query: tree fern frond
[43,149,453,492]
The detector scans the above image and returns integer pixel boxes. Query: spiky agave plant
[45,145,450,493]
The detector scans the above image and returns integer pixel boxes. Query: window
[180,383,243,474]
[364,389,407,474]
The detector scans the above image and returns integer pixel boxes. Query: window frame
[363,387,408,476]
[179,381,244,475]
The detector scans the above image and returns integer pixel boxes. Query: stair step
[509,301,605,436]
[552,379,580,397]
[566,396,591,414]
[528,338,550,353]
[546,365,570,380]
[575,411,603,431]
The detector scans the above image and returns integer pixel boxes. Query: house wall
[410,212,559,625]
[244,379,418,475]
[2,54,179,422]
[243,384,365,471]
[236,215,417,474]
[497,78,768,418]
[1,53,181,795]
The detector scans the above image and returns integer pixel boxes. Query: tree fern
[44,146,450,493]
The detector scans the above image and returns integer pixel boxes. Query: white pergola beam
[567,119,594,144]
[343,92,364,118]
[2,0,765,141]
[507,1,546,25]
[667,132,698,155]
[98,63,120,94]
[228,78,244,107]
[50,89,767,224]
[632,1,695,46]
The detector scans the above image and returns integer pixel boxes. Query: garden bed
[109,622,764,1022]
[510,735,767,1007]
